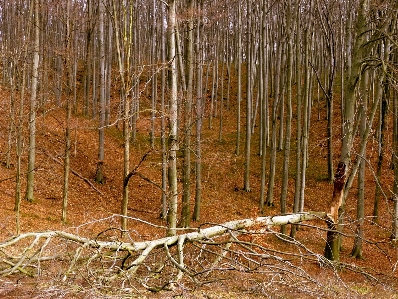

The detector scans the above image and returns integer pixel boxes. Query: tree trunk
[181,0,194,228]
[150,0,157,149]
[6,64,16,169]
[373,43,390,223]
[299,27,311,213]
[167,0,178,236]
[160,1,168,220]
[193,1,203,221]
[218,36,225,142]
[95,0,106,184]
[244,0,252,192]
[392,52,398,240]
[235,2,242,156]
[259,0,269,213]
[25,0,40,203]
[15,59,28,235]
[62,0,72,224]
[351,69,369,259]
[324,162,346,260]
[291,1,302,238]
[265,35,282,207]
[325,0,368,260]
[111,0,133,231]
[280,0,293,235]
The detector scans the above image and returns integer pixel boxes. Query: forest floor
[0,81,397,298]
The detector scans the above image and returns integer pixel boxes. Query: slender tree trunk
[259,0,269,213]
[391,44,398,240]
[373,43,390,222]
[299,27,311,213]
[150,0,157,149]
[14,0,33,234]
[235,2,242,156]
[351,69,369,258]
[193,2,203,221]
[219,37,225,142]
[280,0,293,235]
[291,1,302,238]
[181,0,194,228]
[105,20,112,125]
[208,62,215,129]
[244,0,252,192]
[62,99,72,224]
[15,62,28,235]
[112,0,133,231]
[62,0,72,224]
[6,64,15,169]
[160,1,168,220]
[95,1,106,184]
[167,0,178,236]
[277,46,286,152]
[25,0,40,203]
[83,2,93,117]
[392,87,398,240]
[266,35,282,207]
[373,90,387,222]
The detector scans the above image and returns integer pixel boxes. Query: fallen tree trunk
[0,212,328,289]
[1,212,327,253]
[0,212,392,297]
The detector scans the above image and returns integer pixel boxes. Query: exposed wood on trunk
[325,161,346,260]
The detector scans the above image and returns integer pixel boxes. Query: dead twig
[43,150,104,195]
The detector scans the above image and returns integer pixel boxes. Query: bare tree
[95,0,106,184]
[109,0,135,231]
[266,10,283,207]
[244,0,253,192]
[181,0,195,228]
[280,0,294,234]
[350,68,369,258]
[393,87,398,240]
[193,0,204,221]
[235,0,242,156]
[25,0,40,203]
[167,0,178,236]
[62,0,73,224]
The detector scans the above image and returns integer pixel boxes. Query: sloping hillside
[0,84,397,298]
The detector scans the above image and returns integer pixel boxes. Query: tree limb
[43,150,104,195]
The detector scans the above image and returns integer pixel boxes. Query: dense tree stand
[0,0,397,297]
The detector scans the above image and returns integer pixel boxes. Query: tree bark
[181,0,195,228]
[280,0,293,234]
[392,62,398,240]
[62,0,72,224]
[244,0,252,192]
[324,162,346,260]
[266,33,283,207]
[291,1,302,238]
[259,0,269,213]
[25,0,40,203]
[167,0,178,236]
[193,0,203,222]
[351,69,369,259]
[235,1,242,156]
[324,0,368,261]
[160,1,168,220]
[95,0,106,184]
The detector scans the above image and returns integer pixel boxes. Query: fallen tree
[0,212,327,270]
[0,212,393,296]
